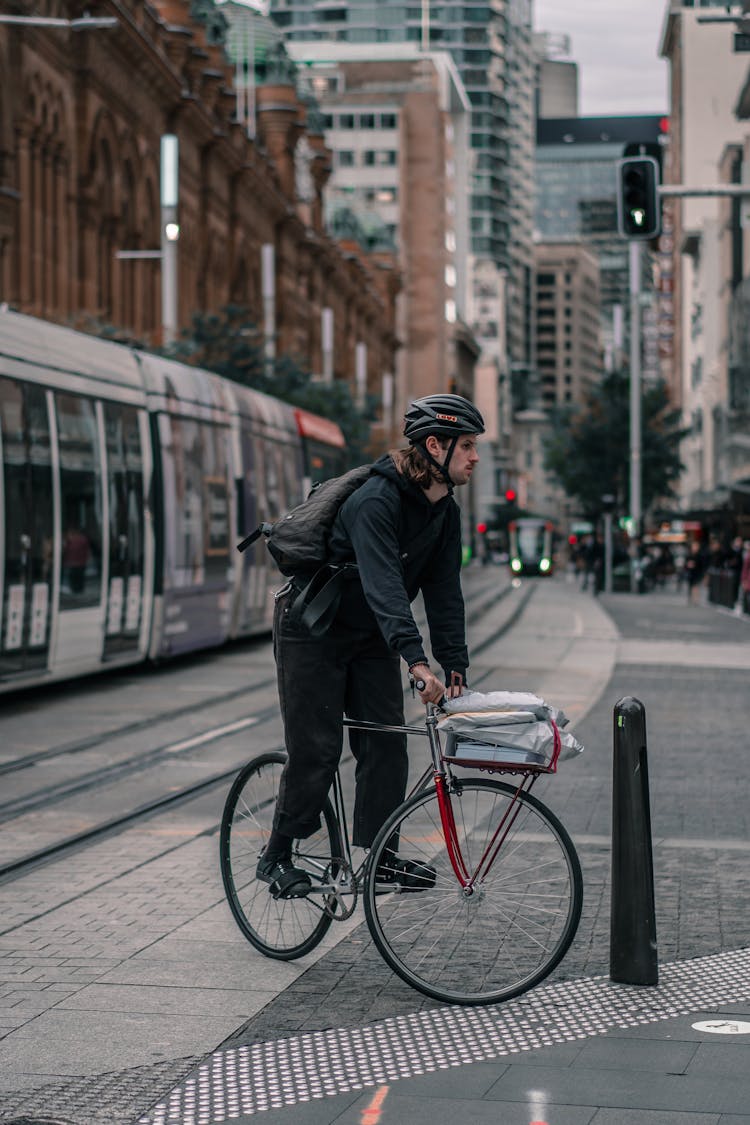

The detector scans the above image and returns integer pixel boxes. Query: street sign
[734,32,750,51]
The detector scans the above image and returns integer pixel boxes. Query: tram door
[103,403,146,658]
[0,377,54,677]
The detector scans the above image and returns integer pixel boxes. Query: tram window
[25,386,54,588]
[265,441,283,518]
[104,404,145,633]
[518,525,545,558]
[56,393,103,608]
[304,439,345,486]
[282,439,301,506]
[160,414,204,588]
[0,378,54,657]
[201,423,230,581]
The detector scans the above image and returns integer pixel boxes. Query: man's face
[424,433,480,486]
[449,435,480,485]
[428,434,479,486]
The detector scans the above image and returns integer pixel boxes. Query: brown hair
[390,439,451,489]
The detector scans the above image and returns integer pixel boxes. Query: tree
[168,306,376,466]
[543,370,688,520]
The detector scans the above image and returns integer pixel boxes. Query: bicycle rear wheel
[220,751,343,960]
[364,777,582,1005]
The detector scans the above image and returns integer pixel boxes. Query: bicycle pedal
[273,882,312,901]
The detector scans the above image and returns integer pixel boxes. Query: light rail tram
[509,517,556,576]
[0,310,346,693]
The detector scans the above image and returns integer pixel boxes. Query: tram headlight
[539,557,551,573]
[511,557,522,573]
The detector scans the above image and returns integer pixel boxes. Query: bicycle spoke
[220,753,341,960]
[365,779,582,1005]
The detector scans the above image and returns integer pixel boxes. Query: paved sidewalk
[134,583,750,1125]
[2,576,750,1124]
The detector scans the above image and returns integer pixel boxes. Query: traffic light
[504,489,517,504]
[616,156,660,240]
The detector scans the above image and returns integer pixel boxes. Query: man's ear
[424,434,442,458]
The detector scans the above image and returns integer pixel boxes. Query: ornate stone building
[0,0,399,412]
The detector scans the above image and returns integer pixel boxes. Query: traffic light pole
[629,239,642,593]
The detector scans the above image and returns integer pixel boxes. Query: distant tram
[509,518,555,576]
[0,310,346,693]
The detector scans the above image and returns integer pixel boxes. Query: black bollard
[610,696,658,985]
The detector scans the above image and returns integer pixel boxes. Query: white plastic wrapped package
[438,690,584,769]
[440,689,570,729]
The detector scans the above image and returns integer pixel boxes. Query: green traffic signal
[617,156,661,240]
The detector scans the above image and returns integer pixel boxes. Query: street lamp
[160,134,179,346]
[115,134,179,345]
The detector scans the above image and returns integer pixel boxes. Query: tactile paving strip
[138,946,750,1123]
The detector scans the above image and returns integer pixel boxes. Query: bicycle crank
[321,858,358,919]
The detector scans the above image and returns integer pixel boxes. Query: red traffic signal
[505,489,517,503]
[476,522,487,534]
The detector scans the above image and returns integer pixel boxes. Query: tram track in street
[0,673,278,779]
[0,572,533,886]
[0,760,250,885]
[0,705,282,825]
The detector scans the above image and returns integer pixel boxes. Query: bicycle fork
[434,772,536,893]
[426,703,537,895]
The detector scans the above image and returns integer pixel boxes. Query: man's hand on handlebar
[409,664,464,705]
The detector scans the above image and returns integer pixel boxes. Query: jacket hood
[370,452,409,491]
[370,452,454,507]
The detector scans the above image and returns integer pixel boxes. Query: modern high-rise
[534,242,601,410]
[267,2,536,366]
[268,2,510,262]
[534,32,578,119]
[284,42,475,439]
[535,115,666,380]
[267,0,537,513]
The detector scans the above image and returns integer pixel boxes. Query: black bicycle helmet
[403,394,485,444]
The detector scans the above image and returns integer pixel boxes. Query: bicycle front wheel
[364,778,582,1005]
[220,751,343,960]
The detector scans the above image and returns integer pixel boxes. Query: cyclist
[257,394,484,898]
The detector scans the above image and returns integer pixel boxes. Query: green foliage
[167,306,376,467]
[70,314,148,349]
[543,370,688,519]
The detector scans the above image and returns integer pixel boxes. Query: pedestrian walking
[684,539,707,605]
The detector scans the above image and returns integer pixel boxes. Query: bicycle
[219,695,582,1006]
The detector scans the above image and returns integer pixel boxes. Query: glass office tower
[267,2,512,271]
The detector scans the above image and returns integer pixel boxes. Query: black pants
[272,586,408,847]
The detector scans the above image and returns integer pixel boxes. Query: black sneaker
[256,852,312,899]
[375,854,436,891]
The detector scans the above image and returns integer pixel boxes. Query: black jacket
[328,454,468,681]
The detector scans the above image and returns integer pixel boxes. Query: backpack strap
[286,564,355,638]
[237,523,272,554]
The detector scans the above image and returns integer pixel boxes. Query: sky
[534,0,670,117]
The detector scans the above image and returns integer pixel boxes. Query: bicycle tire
[364,777,582,1005]
[220,751,343,960]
